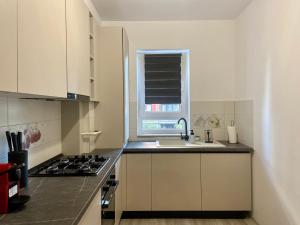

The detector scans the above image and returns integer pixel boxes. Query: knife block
[8,151,28,189]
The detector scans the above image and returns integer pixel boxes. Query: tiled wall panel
[0,95,62,168]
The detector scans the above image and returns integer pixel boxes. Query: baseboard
[122,211,251,219]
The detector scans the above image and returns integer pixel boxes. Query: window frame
[137,49,190,136]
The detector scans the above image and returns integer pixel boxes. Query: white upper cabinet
[0,0,17,92]
[18,0,67,97]
[95,27,129,148]
[66,0,90,96]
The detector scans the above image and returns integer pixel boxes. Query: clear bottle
[189,129,195,143]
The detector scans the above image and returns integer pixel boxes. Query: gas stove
[29,154,110,177]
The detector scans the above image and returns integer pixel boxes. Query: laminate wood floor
[120,218,258,225]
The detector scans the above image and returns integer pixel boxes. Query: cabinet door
[115,155,126,225]
[18,0,67,97]
[152,154,201,211]
[78,189,101,225]
[95,27,124,148]
[126,154,151,211]
[0,0,17,92]
[66,0,90,96]
[201,153,252,211]
[122,29,129,144]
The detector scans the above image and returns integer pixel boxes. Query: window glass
[137,50,190,136]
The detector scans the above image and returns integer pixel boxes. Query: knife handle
[5,131,13,152]
[11,133,18,152]
[17,132,23,151]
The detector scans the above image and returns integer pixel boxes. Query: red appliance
[0,164,16,213]
[0,163,29,214]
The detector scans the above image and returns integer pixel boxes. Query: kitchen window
[137,50,190,136]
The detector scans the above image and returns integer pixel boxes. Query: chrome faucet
[178,118,189,141]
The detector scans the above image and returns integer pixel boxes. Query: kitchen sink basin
[156,140,226,148]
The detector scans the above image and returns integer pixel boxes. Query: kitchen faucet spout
[178,118,189,141]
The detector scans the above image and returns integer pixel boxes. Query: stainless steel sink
[156,140,226,148]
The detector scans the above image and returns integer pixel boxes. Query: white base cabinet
[152,154,201,211]
[126,154,151,211]
[201,153,252,211]
[115,155,126,225]
[78,189,102,225]
[125,153,252,212]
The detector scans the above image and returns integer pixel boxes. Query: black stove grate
[29,155,110,177]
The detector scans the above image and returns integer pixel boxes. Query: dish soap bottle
[189,130,195,143]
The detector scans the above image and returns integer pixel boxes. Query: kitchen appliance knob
[99,157,106,162]
[102,186,109,192]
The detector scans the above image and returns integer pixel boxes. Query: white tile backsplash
[7,98,61,125]
[235,100,253,147]
[0,126,9,163]
[224,102,235,114]
[0,95,62,168]
[0,97,7,127]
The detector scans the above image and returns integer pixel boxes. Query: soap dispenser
[189,130,195,143]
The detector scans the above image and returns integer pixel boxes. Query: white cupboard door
[115,155,126,225]
[66,0,90,96]
[95,27,125,148]
[18,0,67,97]
[0,0,17,92]
[78,189,101,225]
[122,29,130,144]
[201,153,252,211]
[152,154,201,211]
[126,154,151,211]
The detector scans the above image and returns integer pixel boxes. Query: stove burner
[30,154,110,177]
[60,159,70,165]
[79,165,92,173]
[46,165,59,174]
[95,155,106,162]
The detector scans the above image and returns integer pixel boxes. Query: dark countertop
[124,141,253,153]
[0,148,123,225]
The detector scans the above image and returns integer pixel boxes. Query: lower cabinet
[78,189,102,225]
[126,154,151,211]
[125,153,252,212]
[201,153,252,211]
[115,155,126,225]
[152,154,201,210]
[79,153,252,224]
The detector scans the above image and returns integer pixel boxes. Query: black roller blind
[144,54,182,104]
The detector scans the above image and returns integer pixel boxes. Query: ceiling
[92,0,252,21]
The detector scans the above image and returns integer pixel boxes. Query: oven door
[101,179,119,225]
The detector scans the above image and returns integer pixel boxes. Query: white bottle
[189,129,195,143]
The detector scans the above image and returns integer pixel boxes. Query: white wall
[236,0,300,224]
[101,21,237,140]
[102,20,237,102]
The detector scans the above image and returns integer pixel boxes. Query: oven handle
[101,180,119,209]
